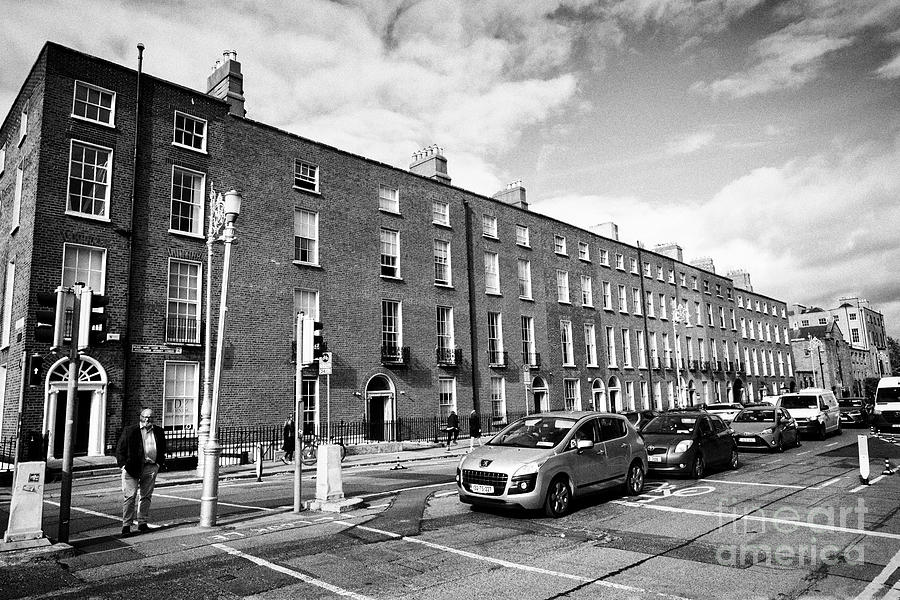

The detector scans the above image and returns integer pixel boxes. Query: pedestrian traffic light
[77,289,109,351]
[27,353,43,387]
[312,321,326,360]
[35,288,66,349]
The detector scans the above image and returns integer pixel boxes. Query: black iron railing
[436,347,462,366]
[488,350,508,367]
[382,345,410,365]
[166,315,201,344]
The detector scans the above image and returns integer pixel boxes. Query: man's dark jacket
[116,424,167,478]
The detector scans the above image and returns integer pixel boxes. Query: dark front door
[368,396,385,441]
[54,390,93,457]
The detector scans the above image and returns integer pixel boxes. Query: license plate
[739,437,755,443]
[648,455,662,462]
[470,483,493,494]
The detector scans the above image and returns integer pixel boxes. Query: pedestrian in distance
[281,414,295,464]
[446,410,460,450]
[469,409,483,449]
[115,407,167,536]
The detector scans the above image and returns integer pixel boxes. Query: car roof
[527,411,624,419]
[741,405,775,411]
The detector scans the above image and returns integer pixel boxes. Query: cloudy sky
[2,0,899,339]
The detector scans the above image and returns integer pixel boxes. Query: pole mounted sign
[319,351,333,375]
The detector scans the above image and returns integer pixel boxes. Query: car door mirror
[576,439,594,451]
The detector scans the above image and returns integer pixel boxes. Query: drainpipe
[463,199,481,414]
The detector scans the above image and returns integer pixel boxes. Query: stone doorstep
[302,496,365,513]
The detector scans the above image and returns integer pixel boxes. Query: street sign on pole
[319,352,332,375]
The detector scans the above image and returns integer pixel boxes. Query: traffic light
[27,354,43,387]
[312,321,326,360]
[77,289,109,351]
[35,288,66,349]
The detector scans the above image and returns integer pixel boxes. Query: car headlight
[759,427,774,435]
[513,460,546,477]
[674,440,693,454]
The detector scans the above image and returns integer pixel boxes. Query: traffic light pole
[58,284,84,544]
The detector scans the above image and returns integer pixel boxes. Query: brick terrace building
[0,43,794,458]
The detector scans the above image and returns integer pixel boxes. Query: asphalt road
[1,431,899,599]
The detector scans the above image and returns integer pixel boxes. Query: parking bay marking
[854,545,900,600]
[699,478,842,491]
[851,475,887,494]
[334,520,691,600]
[614,500,900,540]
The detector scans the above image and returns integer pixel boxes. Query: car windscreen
[875,387,900,404]
[780,395,818,409]
[838,399,864,408]
[733,410,774,423]
[705,404,733,411]
[642,415,698,435]
[490,417,577,448]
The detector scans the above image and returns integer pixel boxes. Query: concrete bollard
[857,435,870,485]
[255,443,263,482]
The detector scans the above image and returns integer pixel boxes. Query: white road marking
[614,501,900,540]
[818,477,842,488]
[851,475,887,493]
[359,481,455,501]
[213,543,375,600]
[827,442,839,447]
[797,450,811,455]
[699,477,841,491]
[854,546,900,600]
[44,500,119,521]
[334,521,690,600]
[433,490,458,498]
[154,492,276,512]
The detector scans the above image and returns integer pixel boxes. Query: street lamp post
[197,187,228,476]
[200,189,242,528]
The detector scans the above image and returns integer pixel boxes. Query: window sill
[72,114,116,129]
[519,296,534,302]
[558,300,572,305]
[293,260,322,269]
[10,224,19,236]
[380,275,404,282]
[379,208,402,217]
[555,252,568,258]
[482,234,499,241]
[485,291,502,297]
[169,228,204,240]
[293,185,321,196]
[582,304,594,309]
[65,210,111,223]
[171,141,207,155]
[435,282,454,289]
[562,363,576,368]
[516,242,531,249]
[18,134,26,148]
[579,258,591,264]
[433,221,452,229]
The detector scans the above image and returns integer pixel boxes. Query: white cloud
[875,51,900,78]
[665,131,715,155]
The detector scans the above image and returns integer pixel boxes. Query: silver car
[456,411,648,517]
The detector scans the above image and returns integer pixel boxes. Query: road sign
[319,351,333,375]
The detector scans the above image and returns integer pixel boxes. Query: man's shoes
[121,526,131,536]
[137,523,149,533]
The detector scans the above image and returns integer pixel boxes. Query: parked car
[457,411,648,517]
[777,389,841,439]
[705,403,744,423]
[641,411,739,478]
[622,409,660,431]
[838,397,874,428]
[731,405,800,452]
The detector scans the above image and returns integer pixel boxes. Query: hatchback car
[457,411,648,518]
[838,397,874,427]
[731,406,799,452]
[641,411,738,478]
[705,403,744,423]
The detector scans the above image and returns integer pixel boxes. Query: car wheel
[729,449,739,470]
[691,454,705,479]
[544,476,572,518]
[624,461,645,496]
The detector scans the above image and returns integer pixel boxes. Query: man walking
[116,407,166,536]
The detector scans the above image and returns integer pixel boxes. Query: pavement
[0,439,480,565]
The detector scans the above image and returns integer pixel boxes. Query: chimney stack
[653,242,683,263]
[207,50,246,117]
[728,269,753,291]
[410,145,450,184]
[691,257,716,273]
[590,222,619,241]
[492,180,528,210]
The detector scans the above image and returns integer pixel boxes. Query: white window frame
[166,258,202,344]
[378,185,400,213]
[18,108,27,145]
[0,143,5,176]
[560,320,575,366]
[1,261,15,348]
[599,249,609,266]
[172,110,207,153]
[72,80,116,126]
[564,379,581,411]
[163,361,200,430]
[382,299,403,353]
[439,377,457,420]
[515,224,530,247]
[554,235,567,255]
[637,331,647,368]
[294,209,319,265]
[12,165,23,232]
[484,252,500,294]
[618,285,628,313]
[490,377,507,419]
[556,270,570,304]
[432,200,450,226]
[488,312,505,365]
[294,288,319,322]
[434,239,452,286]
[380,228,401,278]
[584,322,598,366]
[436,305,455,353]
[294,159,319,193]
[645,291,655,318]
[482,214,498,238]
[615,253,624,270]
[169,165,206,237]
[578,241,590,261]
[632,287,641,315]
[517,259,532,299]
[606,326,617,367]
[62,243,107,293]
[581,275,593,307]
[622,329,633,367]
[602,281,612,310]
[521,315,536,366]
[66,139,112,221]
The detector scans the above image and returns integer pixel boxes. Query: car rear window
[734,410,774,423]
[643,415,697,435]
[780,395,818,409]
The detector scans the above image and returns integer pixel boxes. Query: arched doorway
[44,356,108,458]
[591,379,607,411]
[607,377,621,412]
[686,380,696,406]
[732,379,744,403]
[364,374,396,441]
[532,376,549,413]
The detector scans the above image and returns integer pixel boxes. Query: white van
[776,388,841,439]
[872,377,900,432]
